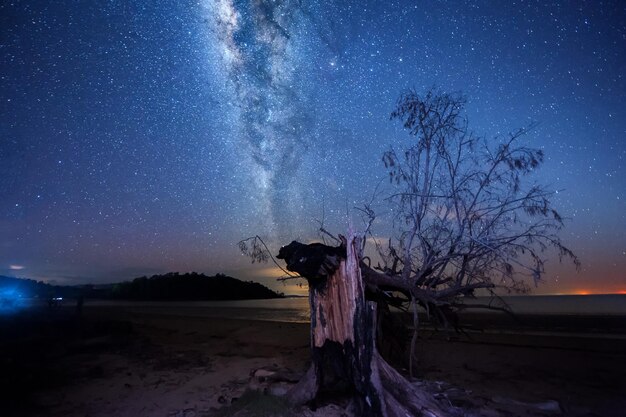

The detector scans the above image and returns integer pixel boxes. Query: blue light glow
[0,288,26,314]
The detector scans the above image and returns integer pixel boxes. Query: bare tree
[368,89,578,303]
[239,89,578,417]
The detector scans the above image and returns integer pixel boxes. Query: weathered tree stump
[277,233,450,417]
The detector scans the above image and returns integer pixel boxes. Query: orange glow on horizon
[538,288,626,296]
[563,289,626,296]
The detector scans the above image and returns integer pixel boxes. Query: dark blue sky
[1,1,624,294]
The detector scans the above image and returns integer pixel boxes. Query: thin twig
[238,235,298,278]
[277,275,303,282]
[318,226,341,244]
[409,295,419,379]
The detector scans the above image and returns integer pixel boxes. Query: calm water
[80,294,626,323]
[87,297,312,323]
[465,294,626,315]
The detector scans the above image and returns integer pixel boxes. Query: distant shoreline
[11,298,623,340]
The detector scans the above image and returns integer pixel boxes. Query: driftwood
[277,233,453,417]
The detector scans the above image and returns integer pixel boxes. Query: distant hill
[0,273,283,301]
[0,275,71,299]
[106,272,283,301]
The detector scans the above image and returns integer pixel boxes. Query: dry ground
[1,306,624,417]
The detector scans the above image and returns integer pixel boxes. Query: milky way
[205,0,318,237]
[1,1,625,294]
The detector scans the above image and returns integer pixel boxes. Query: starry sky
[1,0,625,295]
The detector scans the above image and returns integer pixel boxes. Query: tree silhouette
[240,89,579,416]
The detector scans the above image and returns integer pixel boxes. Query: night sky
[1,1,624,295]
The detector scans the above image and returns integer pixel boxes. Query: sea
[81,294,626,324]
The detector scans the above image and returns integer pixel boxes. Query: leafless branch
[366,88,578,307]
[238,235,298,278]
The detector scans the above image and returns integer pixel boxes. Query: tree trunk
[279,232,450,417]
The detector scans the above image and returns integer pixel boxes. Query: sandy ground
[1,305,625,417]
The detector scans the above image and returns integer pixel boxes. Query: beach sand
[1,305,624,417]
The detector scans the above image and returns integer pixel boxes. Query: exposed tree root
[286,365,318,406]
[376,352,451,417]
[286,351,457,417]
